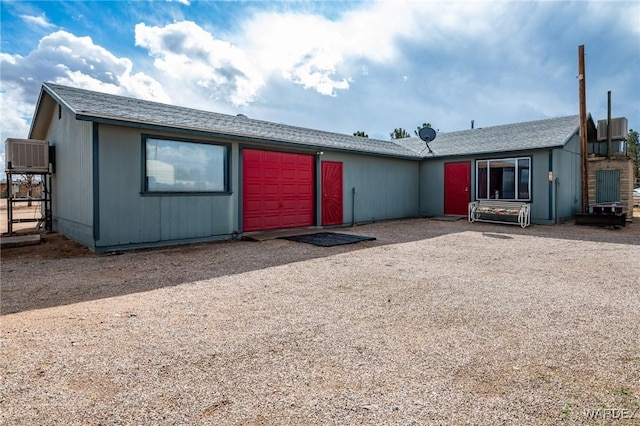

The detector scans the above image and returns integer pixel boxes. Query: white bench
[468,200,531,228]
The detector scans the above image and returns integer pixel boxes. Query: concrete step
[1,234,41,249]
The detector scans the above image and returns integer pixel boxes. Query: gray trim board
[421,145,565,161]
[94,233,235,253]
[92,122,100,241]
[548,150,553,221]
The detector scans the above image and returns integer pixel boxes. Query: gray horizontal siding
[322,152,420,224]
[48,104,94,245]
[420,150,563,224]
[96,125,237,249]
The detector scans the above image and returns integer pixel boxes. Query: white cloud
[1,30,170,103]
[237,1,510,99]
[0,83,34,175]
[129,3,503,104]
[584,1,640,35]
[132,3,467,104]
[0,30,170,164]
[240,12,351,96]
[0,84,32,139]
[135,21,264,106]
[20,13,55,29]
[0,0,637,153]
[124,0,636,134]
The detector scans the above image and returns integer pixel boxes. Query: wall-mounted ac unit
[597,117,628,141]
[4,138,50,173]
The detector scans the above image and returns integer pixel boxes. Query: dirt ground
[1,218,639,425]
[0,199,46,235]
[1,232,92,259]
[1,217,639,315]
[0,199,92,258]
[1,203,639,262]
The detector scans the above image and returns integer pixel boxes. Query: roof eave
[27,87,51,139]
[558,115,594,146]
[42,82,77,113]
[558,126,580,147]
[422,144,566,160]
[76,113,422,160]
[29,83,80,140]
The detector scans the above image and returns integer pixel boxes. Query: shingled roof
[32,83,584,160]
[35,83,420,159]
[394,115,583,158]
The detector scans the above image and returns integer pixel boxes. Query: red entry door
[444,162,470,215]
[322,161,343,226]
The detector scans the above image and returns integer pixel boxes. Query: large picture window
[476,157,530,201]
[144,137,228,193]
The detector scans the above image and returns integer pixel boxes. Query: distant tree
[353,131,368,138]
[628,128,639,186]
[21,174,36,207]
[390,128,411,139]
[414,122,432,137]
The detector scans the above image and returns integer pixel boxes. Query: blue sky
[1,0,638,170]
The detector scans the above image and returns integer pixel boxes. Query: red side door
[444,161,470,215]
[322,161,343,226]
[243,149,315,232]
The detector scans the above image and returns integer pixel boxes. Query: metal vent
[596,169,620,203]
[597,117,628,141]
[4,138,50,173]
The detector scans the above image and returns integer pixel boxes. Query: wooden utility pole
[607,90,612,158]
[578,45,589,213]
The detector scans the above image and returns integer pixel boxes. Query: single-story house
[23,82,602,251]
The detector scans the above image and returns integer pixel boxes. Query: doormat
[280,232,376,247]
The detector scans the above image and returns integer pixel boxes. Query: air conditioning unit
[4,138,50,173]
[611,140,626,155]
[597,117,628,141]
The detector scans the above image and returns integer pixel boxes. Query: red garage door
[243,149,315,232]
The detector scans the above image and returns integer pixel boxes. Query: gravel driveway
[1,219,639,425]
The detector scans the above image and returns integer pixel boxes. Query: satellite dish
[418,126,437,142]
[417,126,436,155]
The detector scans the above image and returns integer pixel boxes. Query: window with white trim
[476,157,531,201]
[144,137,228,193]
